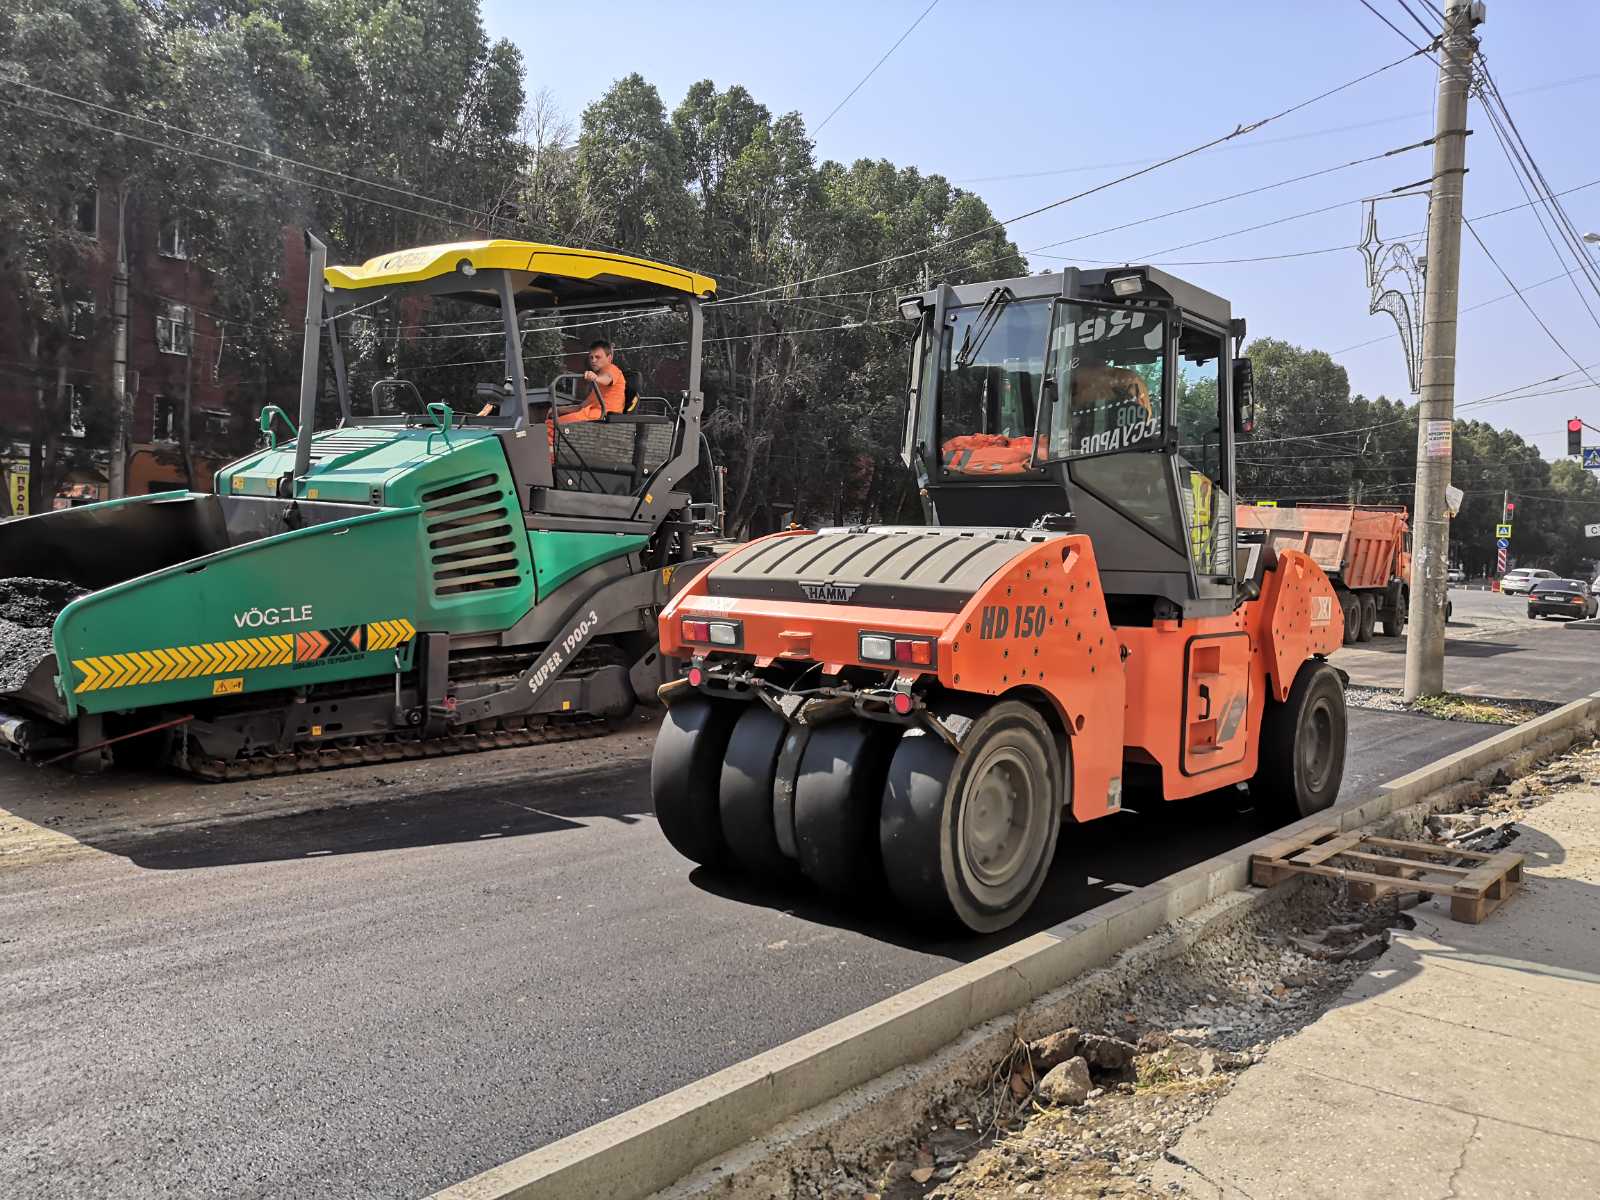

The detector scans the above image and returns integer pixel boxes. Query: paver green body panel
[530,530,650,598]
[57,508,425,717]
[47,425,544,716]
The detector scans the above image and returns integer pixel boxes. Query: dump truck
[0,236,716,776]
[649,265,1348,933]
[1233,503,1446,642]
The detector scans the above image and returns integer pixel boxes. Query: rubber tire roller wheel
[793,721,900,899]
[1252,661,1347,824]
[1338,592,1360,646]
[1357,593,1377,642]
[718,706,797,880]
[879,701,1064,934]
[652,697,741,868]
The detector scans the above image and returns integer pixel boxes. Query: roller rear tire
[719,706,796,879]
[652,698,740,868]
[879,702,1064,934]
[1252,661,1347,824]
[793,722,899,899]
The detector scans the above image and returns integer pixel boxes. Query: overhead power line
[1026,139,1432,256]
[1,95,487,235]
[1,74,509,232]
[953,69,1600,185]
[1355,0,1438,56]
[1462,216,1600,394]
[722,46,1432,303]
[813,0,941,134]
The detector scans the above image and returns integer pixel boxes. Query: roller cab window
[1045,301,1166,461]
[935,294,1050,477]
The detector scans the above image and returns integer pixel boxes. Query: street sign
[1497,547,1508,573]
[1495,523,1513,538]
[1586,522,1600,539]
[1584,446,1600,469]
[1496,538,1509,550]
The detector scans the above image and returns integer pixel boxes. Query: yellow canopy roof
[324,239,717,305]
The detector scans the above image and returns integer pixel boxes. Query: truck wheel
[1252,661,1347,823]
[879,702,1063,934]
[652,697,740,868]
[1382,590,1407,638]
[793,721,900,899]
[1357,594,1377,642]
[719,706,796,879]
[1337,592,1360,645]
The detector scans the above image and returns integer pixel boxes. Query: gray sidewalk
[1154,789,1600,1200]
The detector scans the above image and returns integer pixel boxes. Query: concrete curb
[432,691,1600,1200]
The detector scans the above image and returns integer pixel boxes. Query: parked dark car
[1528,578,1599,620]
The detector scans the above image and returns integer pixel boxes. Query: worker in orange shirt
[561,339,625,423]
[477,340,626,422]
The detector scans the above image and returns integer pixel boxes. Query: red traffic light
[1570,419,1584,431]
[1506,501,1515,513]
[1570,418,1584,455]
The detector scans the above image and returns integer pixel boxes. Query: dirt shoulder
[830,737,1600,1200]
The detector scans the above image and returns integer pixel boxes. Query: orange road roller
[652,266,1347,932]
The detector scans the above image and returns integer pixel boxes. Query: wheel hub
[1299,700,1335,792]
[960,746,1034,887]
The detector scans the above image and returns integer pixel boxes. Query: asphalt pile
[0,578,86,692]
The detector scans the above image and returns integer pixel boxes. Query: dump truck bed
[1235,504,1407,592]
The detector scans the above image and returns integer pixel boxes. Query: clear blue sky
[487,0,1600,462]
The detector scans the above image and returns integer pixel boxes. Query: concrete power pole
[1403,0,1483,701]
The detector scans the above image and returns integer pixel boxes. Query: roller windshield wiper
[953,286,1014,369]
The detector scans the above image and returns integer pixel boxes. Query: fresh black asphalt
[1,703,1496,1199]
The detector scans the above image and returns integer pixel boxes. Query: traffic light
[1569,417,1583,456]
[1505,500,1515,516]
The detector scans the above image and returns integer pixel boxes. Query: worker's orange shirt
[593,363,625,414]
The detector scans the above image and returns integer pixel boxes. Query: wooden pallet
[1250,825,1524,923]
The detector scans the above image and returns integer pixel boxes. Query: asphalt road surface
[1,707,1501,1199]
[5,589,1594,1198]
[1330,585,1600,702]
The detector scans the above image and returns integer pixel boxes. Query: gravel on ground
[1344,684,1557,725]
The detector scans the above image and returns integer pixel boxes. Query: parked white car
[1447,566,1465,584]
[1500,567,1557,595]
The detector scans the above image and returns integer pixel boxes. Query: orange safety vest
[941,434,1044,476]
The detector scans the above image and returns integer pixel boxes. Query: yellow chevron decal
[72,620,413,694]
[365,618,417,652]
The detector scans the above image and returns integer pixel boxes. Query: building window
[65,384,90,439]
[201,409,231,439]
[158,214,188,260]
[152,394,177,443]
[67,297,95,339]
[67,189,98,238]
[156,300,191,355]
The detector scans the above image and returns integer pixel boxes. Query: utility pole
[108,186,130,499]
[1403,0,1483,701]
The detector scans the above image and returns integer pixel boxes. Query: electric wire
[812,0,941,133]
[719,46,1432,303]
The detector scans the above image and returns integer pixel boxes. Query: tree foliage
[3,3,1584,568]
